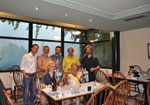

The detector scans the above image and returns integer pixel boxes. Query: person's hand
[67,68,71,71]
[58,82,63,86]
[42,84,46,88]
[24,74,30,78]
[90,67,95,72]
[93,55,97,58]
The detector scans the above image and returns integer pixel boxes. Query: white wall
[120,27,150,74]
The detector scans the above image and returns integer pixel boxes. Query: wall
[120,27,150,74]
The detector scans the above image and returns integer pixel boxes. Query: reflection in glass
[33,41,61,56]
[0,19,29,38]
[64,28,86,42]
[91,41,112,68]
[64,43,86,60]
[0,39,28,70]
[87,29,110,42]
[33,24,61,40]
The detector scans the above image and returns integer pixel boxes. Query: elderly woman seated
[66,63,84,105]
[40,61,63,105]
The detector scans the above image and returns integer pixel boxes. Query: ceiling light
[90,40,95,43]
[35,7,39,10]
[88,19,93,22]
[64,13,68,16]
[72,31,81,35]
[72,25,81,35]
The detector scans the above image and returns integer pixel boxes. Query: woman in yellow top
[67,63,83,105]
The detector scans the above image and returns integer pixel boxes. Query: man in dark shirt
[80,45,100,82]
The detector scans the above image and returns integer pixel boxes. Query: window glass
[33,41,61,56]
[91,41,112,68]
[64,43,86,61]
[0,39,28,71]
[0,19,29,38]
[33,24,61,40]
[87,29,110,42]
[64,28,86,42]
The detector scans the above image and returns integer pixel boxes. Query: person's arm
[20,55,29,78]
[41,76,52,88]
[37,56,48,71]
[90,56,100,72]
[22,70,29,78]
[62,58,66,73]
[76,56,80,67]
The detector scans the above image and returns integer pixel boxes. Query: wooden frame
[147,43,150,59]
[147,84,150,105]
[2,89,14,105]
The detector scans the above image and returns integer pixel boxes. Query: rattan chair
[112,71,127,86]
[1,89,14,105]
[128,65,142,93]
[13,70,23,102]
[10,65,20,70]
[0,80,14,105]
[134,101,143,105]
[0,78,12,97]
[86,86,114,105]
[113,80,130,105]
[33,70,45,105]
[95,69,110,85]
[147,84,150,105]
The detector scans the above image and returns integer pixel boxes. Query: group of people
[20,44,100,105]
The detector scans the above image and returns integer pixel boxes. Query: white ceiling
[0,0,150,31]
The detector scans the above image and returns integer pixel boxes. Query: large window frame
[0,18,111,72]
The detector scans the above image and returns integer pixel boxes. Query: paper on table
[47,91,59,97]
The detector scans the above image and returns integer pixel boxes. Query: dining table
[126,73,150,105]
[107,72,150,105]
[41,81,111,105]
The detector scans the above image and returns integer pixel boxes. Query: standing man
[62,47,79,74]
[80,45,100,82]
[20,44,39,105]
[50,46,63,73]
[37,46,52,78]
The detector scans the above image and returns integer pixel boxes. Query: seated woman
[67,63,83,105]
[40,61,63,105]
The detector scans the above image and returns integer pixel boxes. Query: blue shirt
[50,54,63,72]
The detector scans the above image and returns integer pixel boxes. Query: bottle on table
[52,78,57,91]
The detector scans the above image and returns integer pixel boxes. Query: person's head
[68,47,74,56]
[47,61,56,72]
[43,46,50,56]
[71,63,79,72]
[31,44,39,55]
[85,45,93,55]
[55,46,61,56]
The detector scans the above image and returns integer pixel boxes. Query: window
[64,28,86,43]
[0,18,112,71]
[87,29,112,68]
[64,43,86,61]
[87,29,110,42]
[33,41,61,56]
[0,39,28,71]
[33,24,61,40]
[0,19,29,38]
[91,41,112,68]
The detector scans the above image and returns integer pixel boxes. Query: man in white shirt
[20,44,39,105]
